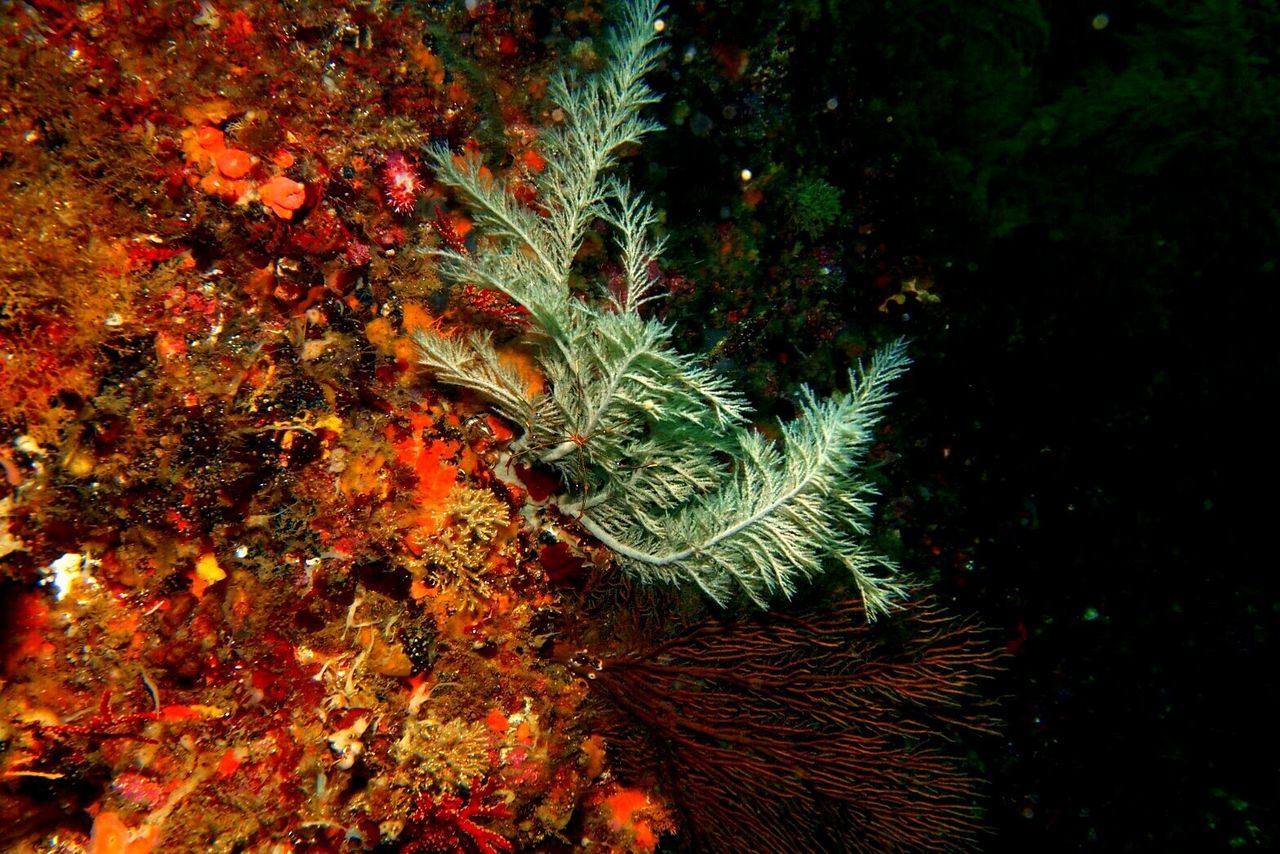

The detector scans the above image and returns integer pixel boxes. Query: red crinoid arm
[459,284,529,328]
[434,210,468,256]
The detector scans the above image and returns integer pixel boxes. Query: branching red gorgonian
[576,593,1003,852]
[402,779,512,854]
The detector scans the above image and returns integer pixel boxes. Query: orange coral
[88,811,158,854]
[595,785,673,852]
[520,148,546,172]
[196,124,225,152]
[215,148,254,179]
[258,175,306,219]
[197,170,251,201]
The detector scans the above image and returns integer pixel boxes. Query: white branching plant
[413,0,911,616]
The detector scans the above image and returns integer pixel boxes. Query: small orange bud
[521,148,546,172]
[197,125,225,152]
[486,708,509,734]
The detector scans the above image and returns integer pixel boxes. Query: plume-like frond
[534,0,666,278]
[411,326,553,435]
[414,0,910,616]
[576,342,912,613]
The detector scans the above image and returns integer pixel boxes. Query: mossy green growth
[787,174,843,238]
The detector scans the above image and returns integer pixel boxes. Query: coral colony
[413,0,911,616]
[0,1,999,852]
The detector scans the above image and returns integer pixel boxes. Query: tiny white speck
[44,552,99,601]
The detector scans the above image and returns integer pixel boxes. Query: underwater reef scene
[2,0,1277,852]
[0,1,1001,851]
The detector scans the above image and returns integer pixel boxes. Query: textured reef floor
[0,2,999,851]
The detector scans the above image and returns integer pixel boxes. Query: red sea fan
[581,593,1004,853]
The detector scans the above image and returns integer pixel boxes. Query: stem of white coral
[540,439,578,463]
[538,331,652,465]
[573,512,676,565]
[572,455,826,567]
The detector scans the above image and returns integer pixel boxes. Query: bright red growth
[520,148,546,172]
[403,780,512,854]
[383,151,425,213]
[459,284,530,328]
[433,209,469,255]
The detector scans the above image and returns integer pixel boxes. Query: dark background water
[634,0,1278,848]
